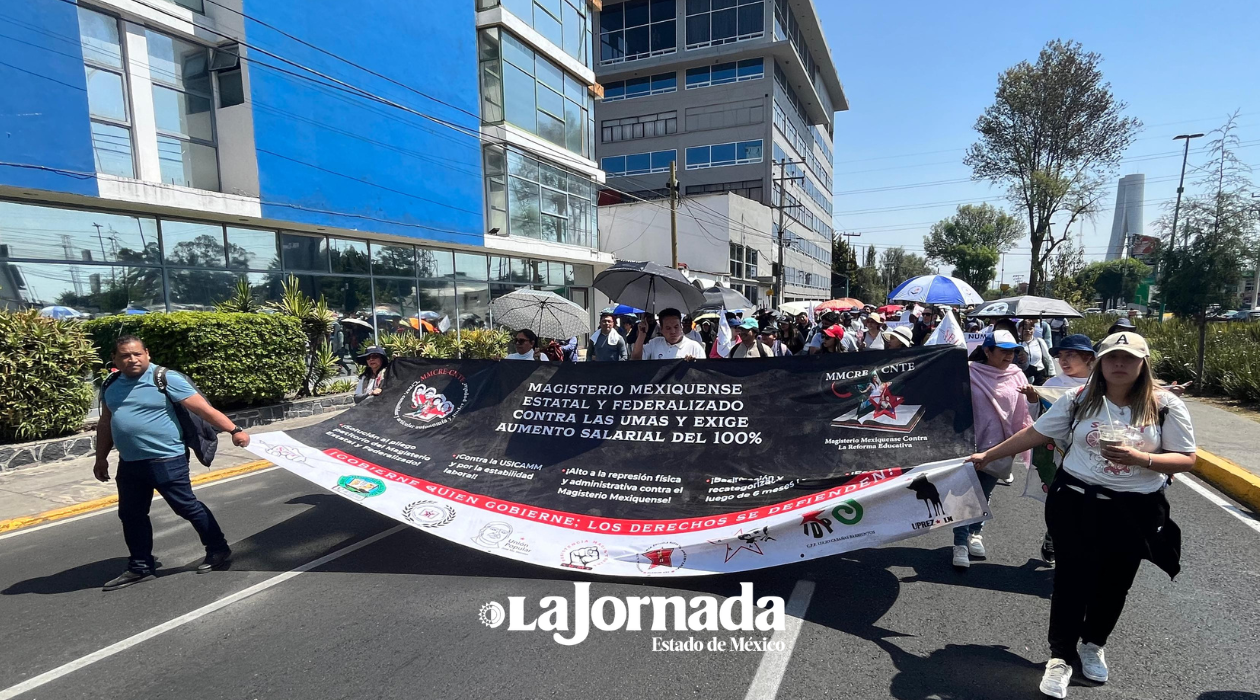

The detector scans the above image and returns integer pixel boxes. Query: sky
[816,0,1260,286]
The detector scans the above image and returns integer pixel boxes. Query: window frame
[146,27,220,190]
[601,149,677,176]
[685,0,765,50]
[684,139,764,170]
[685,57,763,90]
[600,0,677,65]
[78,7,136,178]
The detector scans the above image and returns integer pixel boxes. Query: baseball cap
[983,329,1020,349]
[738,318,759,330]
[1096,331,1149,359]
[1051,334,1096,357]
[823,325,846,339]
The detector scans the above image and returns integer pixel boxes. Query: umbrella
[594,261,706,314]
[122,307,148,315]
[816,298,865,314]
[876,304,904,315]
[602,304,645,316]
[340,318,374,331]
[419,311,445,321]
[38,305,83,319]
[888,275,984,306]
[969,296,1083,319]
[489,288,590,338]
[701,286,753,310]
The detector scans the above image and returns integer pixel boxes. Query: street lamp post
[1170,133,1204,250]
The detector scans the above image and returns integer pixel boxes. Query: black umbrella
[701,286,754,310]
[593,260,707,313]
[969,296,1083,319]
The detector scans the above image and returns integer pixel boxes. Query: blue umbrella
[603,303,645,316]
[123,306,149,315]
[888,274,984,306]
[38,305,83,319]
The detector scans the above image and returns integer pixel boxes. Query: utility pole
[772,159,805,307]
[840,231,861,298]
[1171,133,1204,250]
[668,160,679,268]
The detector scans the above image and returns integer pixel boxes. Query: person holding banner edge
[965,332,1196,699]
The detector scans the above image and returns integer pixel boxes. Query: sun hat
[1051,334,1096,357]
[983,329,1020,349]
[355,346,388,364]
[881,325,914,347]
[865,312,885,326]
[1109,317,1136,331]
[1096,332,1149,359]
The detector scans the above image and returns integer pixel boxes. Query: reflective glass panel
[162,220,225,268]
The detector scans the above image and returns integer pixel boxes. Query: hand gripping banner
[247,345,989,576]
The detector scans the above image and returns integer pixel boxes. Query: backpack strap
[153,365,169,395]
[1059,389,1085,463]
[99,371,121,410]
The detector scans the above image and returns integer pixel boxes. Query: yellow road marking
[1193,449,1260,513]
[0,459,274,534]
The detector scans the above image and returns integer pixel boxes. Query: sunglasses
[514,337,530,344]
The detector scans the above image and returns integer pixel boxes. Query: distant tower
[1107,174,1145,260]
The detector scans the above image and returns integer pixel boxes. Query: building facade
[591,0,846,304]
[1106,173,1145,261]
[0,0,611,333]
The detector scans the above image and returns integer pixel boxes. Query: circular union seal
[394,369,470,430]
[403,500,456,528]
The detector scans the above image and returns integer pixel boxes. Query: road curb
[1192,448,1260,513]
[0,459,274,534]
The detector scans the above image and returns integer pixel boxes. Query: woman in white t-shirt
[504,329,548,361]
[966,331,1196,699]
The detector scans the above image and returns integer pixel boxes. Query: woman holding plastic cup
[965,331,1196,699]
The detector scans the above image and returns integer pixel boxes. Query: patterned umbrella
[490,289,590,339]
[969,296,1082,319]
[38,305,83,319]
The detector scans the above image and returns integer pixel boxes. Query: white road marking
[0,467,280,542]
[742,579,815,700]
[1180,475,1260,535]
[0,524,405,700]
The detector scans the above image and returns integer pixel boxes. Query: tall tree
[831,236,860,299]
[1047,243,1090,306]
[1078,258,1149,309]
[879,247,934,297]
[965,40,1141,295]
[923,203,1022,291]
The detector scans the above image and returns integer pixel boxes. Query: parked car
[1084,308,1102,315]
[1106,308,1127,316]
[1240,310,1260,322]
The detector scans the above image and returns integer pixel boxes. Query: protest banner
[248,346,988,576]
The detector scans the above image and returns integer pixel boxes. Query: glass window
[371,244,415,277]
[85,67,128,122]
[280,233,328,272]
[168,269,241,310]
[650,150,676,171]
[685,140,762,169]
[686,0,763,48]
[601,155,626,175]
[458,279,490,330]
[226,227,277,270]
[488,255,513,282]
[625,152,651,175]
[737,57,764,79]
[372,277,419,327]
[306,275,372,319]
[156,136,219,191]
[146,32,210,93]
[455,252,488,281]
[329,237,370,274]
[503,63,538,132]
[417,248,455,279]
[162,220,225,268]
[151,85,214,141]
[89,123,134,178]
[535,56,564,92]
[652,73,677,92]
[686,145,709,168]
[77,7,123,68]
[0,262,164,315]
[600,0,676,64]
[546,261,565,287]
[0,201,158,264]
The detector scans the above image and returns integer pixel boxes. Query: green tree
[1047,243,1091,306]
[880,247,934,298]
[966,40,1141,295]
[1079,258,1150,309]
[924,203,1022,292]
[831,236,859,298]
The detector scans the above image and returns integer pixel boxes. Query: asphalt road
[1,466,1257,700]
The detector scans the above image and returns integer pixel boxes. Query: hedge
[1068,314,1260,404]
[0,310,100,443]
[83,312,307,408]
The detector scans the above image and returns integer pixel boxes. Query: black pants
[116,454,229,574]
[1044,475,1144,660]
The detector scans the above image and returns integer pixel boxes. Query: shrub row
[83,312,308,409]
[0,311,99,443]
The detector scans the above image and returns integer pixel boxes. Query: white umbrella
[490,289,590,339]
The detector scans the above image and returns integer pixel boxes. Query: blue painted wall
[0,0,97,196]
[244,0,485,247]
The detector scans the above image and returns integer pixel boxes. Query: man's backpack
[102,365,219,467]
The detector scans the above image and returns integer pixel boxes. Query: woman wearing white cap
[965,331,1196,698]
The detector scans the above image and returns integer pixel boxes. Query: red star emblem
[642,547,675,569]
[708,529,766,562]
[872,392,905,419]
[800,510,828,526]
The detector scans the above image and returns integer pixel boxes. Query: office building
[592,0,847,304]
[0,0,612,330]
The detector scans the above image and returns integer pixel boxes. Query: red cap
[824,325,846,340]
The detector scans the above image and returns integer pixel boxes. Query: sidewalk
[0,411,344,523]
[1182,398,1260,478]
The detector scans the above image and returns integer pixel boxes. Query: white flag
[926,309,967,348]
[716,309,735,357]
[437,315,452,333]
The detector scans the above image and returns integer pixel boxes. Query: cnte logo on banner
[477,582,785,646]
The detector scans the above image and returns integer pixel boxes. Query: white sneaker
[967,533,987,558]
[1078,642,1108,682]
[1039,658,1072,698]
[952,545,970,568]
